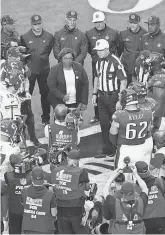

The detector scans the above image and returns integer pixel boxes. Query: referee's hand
[92,94,97,106]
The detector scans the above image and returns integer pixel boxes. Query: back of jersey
[114,109,152,145]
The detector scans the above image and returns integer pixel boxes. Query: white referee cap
[92,11,105,23]
[93,39,109,50]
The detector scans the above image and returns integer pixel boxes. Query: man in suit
[47,48,89,111]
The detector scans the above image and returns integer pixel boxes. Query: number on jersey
[126,121,148,139]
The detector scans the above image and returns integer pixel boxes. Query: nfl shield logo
[20,178,27,185]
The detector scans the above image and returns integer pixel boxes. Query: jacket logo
[75,37,78,39]
[76,76,79,79]
[145,42,148,45]
[20,178,27,185]
[92,36,97,39]
[61,37,65,40]
[157,43,161,47]
[105,35,109,40]
[29,41,33,44]
[43,40,46,43]
[125,38,130,41]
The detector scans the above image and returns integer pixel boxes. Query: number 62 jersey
[112,108,152,146]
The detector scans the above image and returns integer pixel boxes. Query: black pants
[57,215,89,234]
[29,73,50,122]
[21,100,37,141]
[92,61,99,120]
[98,91,118,155]
[9,212,23,234]
[1,220,4,233]
[144,217,165,234]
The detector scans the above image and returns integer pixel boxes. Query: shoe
[42,120,50,126]
[90,117,99,124]
[30,138,42,147]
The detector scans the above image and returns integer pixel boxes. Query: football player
[110,89,153,169]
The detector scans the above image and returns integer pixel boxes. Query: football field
[2,0,165,191]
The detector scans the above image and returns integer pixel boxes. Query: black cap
[30,14,42,24]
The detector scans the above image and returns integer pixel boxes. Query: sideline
[27,124,101,147]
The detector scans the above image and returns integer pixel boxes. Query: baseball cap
[1,15,16,25]
[30,14,42,24]
[121,182,135,201]
[93,39,109,50]
[92,11,105,23]
[68,149,80,160]
[135,161,150,178]
[144,16,160,25]
[66,10,78,19]
[32,166,44,184]
[128,13,140,24]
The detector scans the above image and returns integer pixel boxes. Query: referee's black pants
[98,91,118,155]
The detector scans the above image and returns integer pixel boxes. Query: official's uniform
[119,27,147,85]
[86,25,119,120]
[113,108,152,168]
[21,185,56,234]
[51,165,89,234]
[4,170,32,234]
[21,29,53,123]
[133,56,151,83]
[140,30,165,57]
[96,54,126,155]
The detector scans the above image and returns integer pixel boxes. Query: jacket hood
[28,184,47,199]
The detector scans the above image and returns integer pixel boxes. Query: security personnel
[103,165,148,234]
[4,153,32,234]
[86,11,119,124]
[92,39,127,158]
[53,10,88,65]
[21,14,53,126]
[51,149,90,234]
[136,161,165,234]
[140,16,165,58]
[21,166,57,234]
[119,13,147,86]
[1,15,20,59]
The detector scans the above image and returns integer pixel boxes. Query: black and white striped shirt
[96,54,126,92]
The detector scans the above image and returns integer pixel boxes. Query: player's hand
[63,94,70,103]
[91,209,99,220]
[92,94,97,106]
[130,164,137,174]
[116,101,122,110]
[25,92,31,100]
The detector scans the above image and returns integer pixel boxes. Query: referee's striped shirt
[96,54,126,92]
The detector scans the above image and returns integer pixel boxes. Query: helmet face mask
[120,89,138,108]
[128,82,147,98]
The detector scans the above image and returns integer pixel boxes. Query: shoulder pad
[112,110,125,123]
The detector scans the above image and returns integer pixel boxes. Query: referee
[92,39,127,158]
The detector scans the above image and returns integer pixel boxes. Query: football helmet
[120,89,138,108]
[153,130,165,149]
[128,81,147,97]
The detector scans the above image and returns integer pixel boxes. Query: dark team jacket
[53,25,88,65]
[140,30,165,58]
[20,29,54,74]
[119,27,147,74]
[47,62,89,108]
[86,25,120,63]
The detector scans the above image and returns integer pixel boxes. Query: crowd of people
[0,8,165,234]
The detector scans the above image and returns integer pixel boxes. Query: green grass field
[2,0,165,138]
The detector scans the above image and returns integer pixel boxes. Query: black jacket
[47,61,89,108]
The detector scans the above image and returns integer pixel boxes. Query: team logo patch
[20,178,27,185]
[126,38,130,41]
[157,43,161,47]
[92,36,96,39]
[105,35,109,40]
[71,11,76,16]
[131,14,135,19]
[145,42,148,45]
[61,37,65,40]
[34,16,39,20]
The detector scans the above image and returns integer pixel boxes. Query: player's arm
[110,113,119,146]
